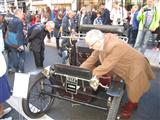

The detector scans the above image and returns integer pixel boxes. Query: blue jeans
[7,47,25,72]
[134,29,152,54]
[17,50,25,72]
[62,50,68,64]
[8,47,18,71]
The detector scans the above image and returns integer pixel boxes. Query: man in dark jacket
[53,11,63,50]
[60,10,76,64]
[5,9,26,73]
[61,10,76,36]
[27,21,55,68]
[79,7,92,25]
[100,4,111,25]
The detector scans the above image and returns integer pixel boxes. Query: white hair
[85,29,104,44]
[46,21,55,29]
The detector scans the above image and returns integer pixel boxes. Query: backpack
[26,24,43,43]
[27,24,39,37]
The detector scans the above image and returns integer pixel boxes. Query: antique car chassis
[22,25,127,120]
[22,64,124,120]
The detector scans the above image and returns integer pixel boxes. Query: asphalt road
[4,46,160,120]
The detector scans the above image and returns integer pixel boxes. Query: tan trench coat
[81,33,155,102]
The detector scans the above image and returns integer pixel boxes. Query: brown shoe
[120,101,138,119]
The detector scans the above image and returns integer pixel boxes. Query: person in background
[79,6,92,25]
[31,12,35,25]
[134,0,160,54]
[0,14,8,42]
[91,8,97,24]
[53,11,63,50]
[27,21,55,69]
[40,8,48,24]
[110,1,128,25]
[51,9,55,21]
[5,9,26,73]
[60,10,76,64]
[0,23,12,120]
[128,4,141,46]
[93,11,103,25]
[152,4,160,51]
[100,3,111,25]
[46,6,52,21]
[80,29,155,119]
[25,10,32,29]
[54,7,59,18]
[35,11,40,24]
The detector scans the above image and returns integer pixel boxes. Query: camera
[144,8,151,12]
[117,18,121,25]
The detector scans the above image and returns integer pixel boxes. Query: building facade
[0,0,159,12]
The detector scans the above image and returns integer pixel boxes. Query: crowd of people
[0,0,160,119]
[0,0,160,69]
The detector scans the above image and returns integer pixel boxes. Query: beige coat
[81,33,155,102]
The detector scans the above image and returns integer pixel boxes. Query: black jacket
[28,25,50,52]
[62,15,76,36]
[54,17,62,38]
[8,16,25,45]
[101,8,111,25]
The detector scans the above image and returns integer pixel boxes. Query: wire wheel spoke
[28,78,53,113]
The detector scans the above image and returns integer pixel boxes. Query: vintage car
[22,25,128,120]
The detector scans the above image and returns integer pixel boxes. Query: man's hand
[140,7,144,12]
[150,28,156,32]
[17,45,24,51]
[68,27,71,31]
[89,76,99,91]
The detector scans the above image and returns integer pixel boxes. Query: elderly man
[80,29,155,119]
[27,21,55,69]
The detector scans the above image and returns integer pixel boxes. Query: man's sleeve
[93,46,126,77]
[16,21,24,41]
[137,8,144,21]
[80,50,99,69]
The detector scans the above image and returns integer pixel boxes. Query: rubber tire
[22,72,55,118]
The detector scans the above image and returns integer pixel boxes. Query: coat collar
[103,33,116,52]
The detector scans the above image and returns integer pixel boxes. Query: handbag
[5,32,19,48]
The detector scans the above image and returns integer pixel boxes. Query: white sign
[13,73,30,99]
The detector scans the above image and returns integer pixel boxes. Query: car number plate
[65,76,78,94]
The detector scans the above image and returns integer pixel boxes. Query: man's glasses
[89,40,97,48]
